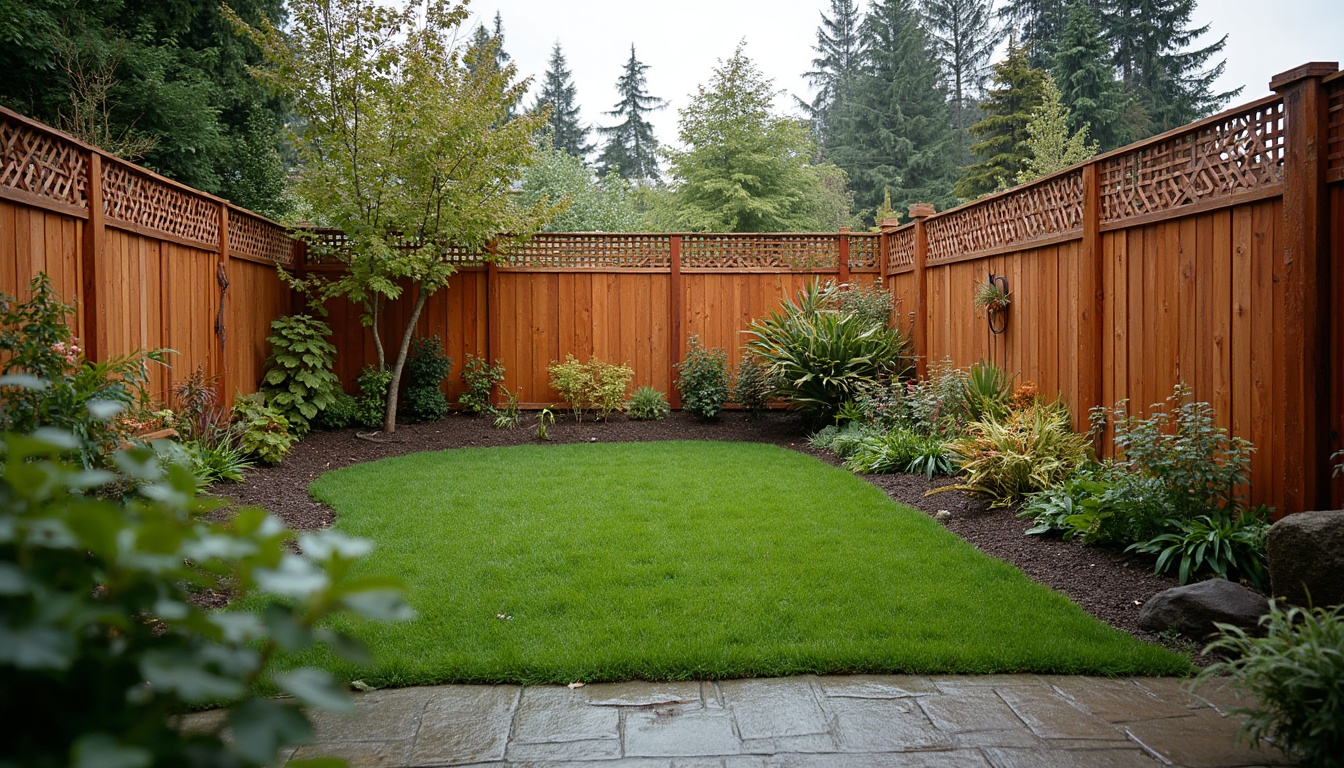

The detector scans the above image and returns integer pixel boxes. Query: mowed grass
[294,440,1189,686]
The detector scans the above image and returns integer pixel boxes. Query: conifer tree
[467,11,518,118]
[596,45,666,181]
[924,0,999,137]
[997,0,1070,67]
[956,40,1049,199]
[801,0,864,144]
[826,0,959,218]
[533,42,592,158]
[1017,75,1097,183]
[1100,0,1239,132]
[1053,0,1130,151]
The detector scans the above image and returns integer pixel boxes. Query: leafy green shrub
[401,336,452,423]
[844,427,951,476]
[936,403,1091,508]
[355,366,394,429]
[1198,601,1344,766]
[746,282,908,420]
[807,421,873,460]
[834,280,895,331]
[1021,471,1173,546]
[459,354,505,415]
[261,314,340,435]
[231,393,295,465]
[677,336,731,420]
[315,392,358,430]
[1128,508,1270,590]
[626,386,670,421]
[733,353,774,416]
[547,355,634,421]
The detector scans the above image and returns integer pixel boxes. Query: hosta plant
[261,315,340,435]
[231,394,295,465]
[1128,507,1271,591]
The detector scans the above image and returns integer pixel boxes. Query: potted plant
[973,277,1011,315]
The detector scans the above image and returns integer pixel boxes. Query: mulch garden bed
[220,410,1193,653]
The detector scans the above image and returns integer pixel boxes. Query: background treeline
[0,0,1237,231]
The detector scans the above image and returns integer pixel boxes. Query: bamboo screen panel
[1100,97,1286,223]
[887,226,916,270]
[1,115,87,209]
[681,234,840,269]
[925,169,1085,263]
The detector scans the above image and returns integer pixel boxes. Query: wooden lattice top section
[887,226,916,270]
[1327,73,1344,183]
[683,234,852,269]
[230,209,294,265]
[505,234,671,268]
[102,163,220,247]
[1100,96,1285,223]
[1,111,87,210]
[926,169,1085,263]
[846,234,880,270]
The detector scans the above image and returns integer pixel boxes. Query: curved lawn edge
[288,440,1191,686]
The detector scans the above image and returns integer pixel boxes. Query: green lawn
[293,440,1189,686]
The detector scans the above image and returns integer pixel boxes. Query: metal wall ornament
[973,272,1010,335]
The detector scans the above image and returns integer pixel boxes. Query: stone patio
[187,674,1289,767]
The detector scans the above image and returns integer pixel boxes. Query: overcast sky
[465,0,1343,153]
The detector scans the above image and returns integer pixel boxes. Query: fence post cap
[908,203,936,220]
[1269,62,1338,91]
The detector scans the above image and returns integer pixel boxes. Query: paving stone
[624,704,741,758]
[287,739,412,767]
[950,729,1043,749]
[982,746,1164,768]
[1123,713,1289,767]
[514,686,620,744]
[828,696,951,752]
[505,736,623,761]
[739,734,838,754]
[1130,677,1213,711]
[720,678,829,740]
[917,687,1025,733]
[761,750,992,767]
[409,685,518,766]
[1039,677,1191,723]
[931,675,1045,690]
[816,675,939,700]
[178,708,228,735]
[583,680,704,707]
[996,685,1126,741]
[307,686,434,743]
[1182,677,1257,716]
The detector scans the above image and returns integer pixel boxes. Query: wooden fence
[2,61,1340,513]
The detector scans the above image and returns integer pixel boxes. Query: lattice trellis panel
[682,235,839,269]
[846,234,880,269]
[230,210,295,266]
[1,116,87,208]
[1100,99,1285,223]
[103,163,218,246]
[1327,79,1344,182]
[887,227,916,269]
[503,234,671,268]
[926,169,1085,263]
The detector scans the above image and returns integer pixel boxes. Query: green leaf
[0,562,29,595]
[273,668,355,713]
[0,625,76,670]
[140,649,246,703]
[228,700,313,764]
[71,734,152,768]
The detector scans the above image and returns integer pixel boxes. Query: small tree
[1016,75,1097,183]
[233,0,556,433]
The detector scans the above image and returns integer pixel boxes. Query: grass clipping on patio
[297,441,1189,686]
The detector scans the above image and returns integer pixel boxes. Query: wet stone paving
[185,674,1288,767]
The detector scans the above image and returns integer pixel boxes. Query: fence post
[1272,62,1337,514]
[837,228,850,286]
[486,244,500,409]
[1077,163,1105,435]
[80,151,107,362]
[909,204,935,379]
[669,235,683,409]
[216,204,233,408]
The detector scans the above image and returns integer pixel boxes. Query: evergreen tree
[801,0,864,144]
[925,0,999,137]
[826,0,959,219]
[1053,0,1130,151]
[533,42,592,158]
[467,11,517,118]
[596,45,666,181]
[997,0,1071,67]
[1017,75,1097,183]
[1100,0,1240,132]
[956,40,1049,199]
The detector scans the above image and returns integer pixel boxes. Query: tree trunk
[370,295,387,371]
[381,286,431,433]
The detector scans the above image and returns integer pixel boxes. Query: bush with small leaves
[547,355,634,421]
[355,367,394,429]
[315,392,359,430]
[734,354,773,416]
[231,393,295,465]
[261,315,341,435]
[401,336,452,423]
[626,386,670,421]
[677,336,730,420]
[459,354,505,415]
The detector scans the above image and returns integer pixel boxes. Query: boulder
[1267,509,1344,608]
[1139,579,1270,639]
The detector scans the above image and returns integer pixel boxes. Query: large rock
[1267,509,1344,608]
[1139,579,1270,639]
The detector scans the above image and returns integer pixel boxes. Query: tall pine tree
[1101,0,1239,132]
[924,0,999,147]
[533,42,592,158]
[801,0,864,145]
[956,40,1049,199]
[826,0,959,219]
[596,45,665,181]
[1053,1,1130,151]
[1017,74,1097,183]
[997,0,1070,67]
[466,11,518,119]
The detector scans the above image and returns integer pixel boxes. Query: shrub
[626,386,670,421]
[844,427,951,476]
[677,336,731,420]
[493,388,522,429]
[402,336,452,423]
[734,354,774,416]
[1127,507,1271,590]
[459,354,505,415]
[231,393,295,465]
[954,361,1013,423]
[1198,602,1344,766]
[355,366,394,429]
[745,282,908,421]
[834,280,894,332]
[936,403,1091,508]
[179,438,253,486]
[548,355,634,421]
[315,392,358,430]
[261,314,341,435]
[1021,471,1173,546]
[808,421,873,460]
[901,360,970,437]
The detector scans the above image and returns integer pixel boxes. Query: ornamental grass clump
[934,402,1090,508]
[626,386,670,421]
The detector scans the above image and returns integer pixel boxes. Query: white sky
[468,0,1344,154]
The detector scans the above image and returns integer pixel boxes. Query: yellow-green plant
[933,403,1090,508]
[547,355,633,421]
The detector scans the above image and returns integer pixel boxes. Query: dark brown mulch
[220,410,1192,652]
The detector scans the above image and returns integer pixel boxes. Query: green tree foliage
[0,0,289,216]
[666,43,856,233]
[1017,75,1097,183]
[1101,0,1240,132]
[997,0,1070,67]
[467,11,518,119]
[521,140,641,232]
[827,0,959,218]
[234,0,554,433]
[801,0,865,144]
[533,42,592,158]
[596,45,666,181]
[1053,0,1131,151]
[924,0,1000,140]
[956,40,1049,199]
